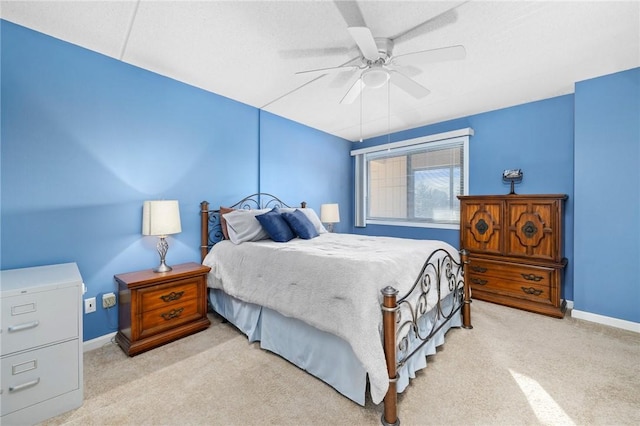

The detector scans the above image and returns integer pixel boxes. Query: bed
[199,193,471,425]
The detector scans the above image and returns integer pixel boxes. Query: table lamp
[142,200,182,272]
[320,203,340,233]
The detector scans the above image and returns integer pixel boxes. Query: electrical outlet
[85,297,96,313]
[102,292,116,309]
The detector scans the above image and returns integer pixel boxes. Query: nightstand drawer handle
[471,278,488,286]
[160,291,184,303]
[161,308,184,320]
[8,320,40,333]
[521,287,543,296]
[521,273,543,282]
[471,266,487,273]
[9,378,40,393]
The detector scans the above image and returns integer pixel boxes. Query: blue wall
[352,96,576,300]
[259,111,352,233]
[1,20,350,340]
[574,68,640,323]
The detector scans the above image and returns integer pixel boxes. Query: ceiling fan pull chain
[359,79,363,143]
[387,79,391,146]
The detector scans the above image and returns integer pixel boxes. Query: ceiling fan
[296,26,466,104]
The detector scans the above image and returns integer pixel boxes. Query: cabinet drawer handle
[471,278,488,286]
[471,266,487,273]
[7,320,40,333]
[160,291,184,303]
[521,273,543,282]
[9,378,40,393]
[161,308,184,320]
[521,287,543,296]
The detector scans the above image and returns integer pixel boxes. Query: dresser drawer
[468,273,552,304]
[1,339,79,417]
[139,298,201,338]
[1,286,78,356]
[139,279,199,313]
[467,259,553,286]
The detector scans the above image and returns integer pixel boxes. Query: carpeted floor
[42,300,639,426]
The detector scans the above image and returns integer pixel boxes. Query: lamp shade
[142,200,182,236]
[320,203,340,223]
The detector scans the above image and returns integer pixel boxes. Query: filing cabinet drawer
[1,285,78,356]
[1,339,79,417]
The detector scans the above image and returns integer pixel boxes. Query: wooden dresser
[458,194,567,318]
[115,262,211,356]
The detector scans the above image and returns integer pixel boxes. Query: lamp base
[153,236,173,273]
[153,262,173,273]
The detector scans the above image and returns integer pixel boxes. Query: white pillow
[278,207,327,234]
[223,209,270,244]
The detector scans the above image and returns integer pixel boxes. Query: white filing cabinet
[1,263,84,425]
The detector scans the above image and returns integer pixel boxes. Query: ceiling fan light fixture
[362,67,389,88]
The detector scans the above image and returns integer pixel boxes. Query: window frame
[351,128,473,230]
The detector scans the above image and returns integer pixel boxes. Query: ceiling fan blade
[279,46,352,59]
[389,70,431,99]
[392,2,467,43]
[348,27,380,61]
[393,45,466,66]
[296,64,360,76]
[333,0,366,27]
[340,77,363,104]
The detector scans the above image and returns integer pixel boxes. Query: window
[352,128,472,229]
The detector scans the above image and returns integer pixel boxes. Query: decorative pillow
[281,209,319,239]
[278,207,327,234]
[219,206,235,240]
[256,209,295,242]
[223,209,270,244]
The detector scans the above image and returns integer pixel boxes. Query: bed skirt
[208,288,461,405]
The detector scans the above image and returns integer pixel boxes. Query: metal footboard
[381,248,472,426]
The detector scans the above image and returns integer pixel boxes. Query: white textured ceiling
[2,1,639,142]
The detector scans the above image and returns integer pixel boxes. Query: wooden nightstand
[115,262,211,356]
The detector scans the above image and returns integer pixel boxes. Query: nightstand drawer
[1,286,78,356]
[1,339,79,417]
[139,279,199,313]
[139,298,201,338]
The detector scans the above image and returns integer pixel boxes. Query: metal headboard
[200,193,306,261]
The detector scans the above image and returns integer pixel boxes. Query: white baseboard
[83,331,117,352]
[571,309,640,333]
[565,299,574,310]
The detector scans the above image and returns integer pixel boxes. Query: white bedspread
[203,232,460,404]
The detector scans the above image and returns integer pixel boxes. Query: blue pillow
[256,209,295,242]
[281,209,319,239]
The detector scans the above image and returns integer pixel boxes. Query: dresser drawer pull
[521,287,543,296]
[471,266,487,273]
[471,278,488,286]
[9,378,40,393]
[160,291,184,303]
[7,320,40,333]
[161,308,184,320]
[521,273,544,282]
